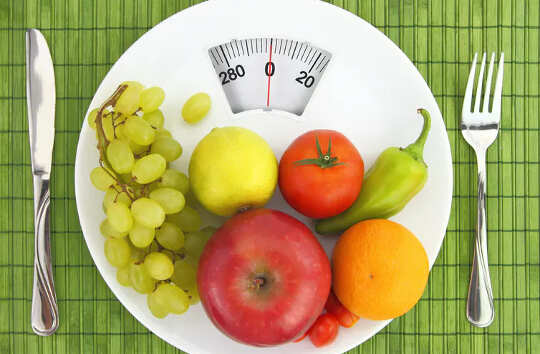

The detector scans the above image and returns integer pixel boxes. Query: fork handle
[466,151,495,327]
[31,176,59,336]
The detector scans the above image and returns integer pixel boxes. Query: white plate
[75,0,453,353]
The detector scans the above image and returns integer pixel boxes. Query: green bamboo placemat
[1,0,538,353]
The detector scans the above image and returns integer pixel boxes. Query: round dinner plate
[74,0,453,353]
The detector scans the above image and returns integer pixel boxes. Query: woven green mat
[1,0,539,353]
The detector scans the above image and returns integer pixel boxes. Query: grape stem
[94,84,142,201]
[95,84,127,156]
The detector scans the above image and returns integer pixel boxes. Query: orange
[332,219,429,320]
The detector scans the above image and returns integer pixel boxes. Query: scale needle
[266,39,273,107]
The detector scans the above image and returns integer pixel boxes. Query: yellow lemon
[189,127,278,216]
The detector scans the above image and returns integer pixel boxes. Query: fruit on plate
[197,208,331,346]
[279,130,364,219]
[182,92,211,124]
[325,291,359,328]
[332,219,429,320]
[308,313,340,347]
[87,81,216,318]
[316,109,431,234]
[189,127,278,216]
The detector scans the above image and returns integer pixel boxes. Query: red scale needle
[266,40,273,107]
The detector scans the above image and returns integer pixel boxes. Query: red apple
[197,208,331,347]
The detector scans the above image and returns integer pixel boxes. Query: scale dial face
[209,38,331,115]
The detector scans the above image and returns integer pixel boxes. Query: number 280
[219,65,245,85]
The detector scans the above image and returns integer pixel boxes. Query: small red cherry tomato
[309,313,339,347]
[325,291,359,328]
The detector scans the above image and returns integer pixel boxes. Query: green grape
[104,237,131,268]
[122,80,144,90]
[106,202,134,233]
[100,219,128,238]
[155,222,184,251]
[131,197,165,228]
[183,253,199,268]
[129,262,156,294]
[130,246,148,262]
[182,92,211,124]
[143,110,164,129]
[100,112,116,141]
[88,108,99,129]
[106,139,135,174]
[118,173,133,184]
[166,206,201,232]
[144,252,174,280]
[89,108,112,130]
[184,230,212,261]
[171,258,196,289]
[131,154,167,184]
[150,137,182,162]
[149,187,186,214]
[124,116,156,146]
[127,139,148,155]
[147,290,169,318]
[155,129,172,139]
[117,265,132,287]
[152,283,190,315]
[129,222,155,248]
[90,166,116,191]
[140,87,165,113]
[184,284,200,305]
[116,81,144,116]
[155,169,189,195]
[114,124,127,142]
[102,187,132,212]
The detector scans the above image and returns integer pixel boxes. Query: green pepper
[315,108,431,235]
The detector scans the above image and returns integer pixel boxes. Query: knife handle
[31,175,59,336]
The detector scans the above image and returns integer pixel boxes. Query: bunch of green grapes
[87,81,214,318]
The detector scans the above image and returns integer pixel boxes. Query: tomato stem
[294,136,345,169]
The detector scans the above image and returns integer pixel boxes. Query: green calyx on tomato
[293,136,345,169]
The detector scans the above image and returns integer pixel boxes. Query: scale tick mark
[219,45,230,67]
[319,58,329,72]
[316,55,326,70]
[309,53,322,73]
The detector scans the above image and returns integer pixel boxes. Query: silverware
[26,28,59,336]
[461,52,504,327]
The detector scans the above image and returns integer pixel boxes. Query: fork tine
[491,53,505,116]
[463,52,478,115]
[482,53,496,112]
[473,53,487,112]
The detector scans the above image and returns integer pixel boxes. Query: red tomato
[309,313,339,347]
[325,291,359,328]
[279,130,364,219]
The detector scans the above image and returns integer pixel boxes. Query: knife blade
[26,28,59,336]
[26,28,55,177]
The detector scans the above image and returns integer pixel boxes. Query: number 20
[295,71,315,88]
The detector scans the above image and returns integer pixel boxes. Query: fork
[461,52,504,327]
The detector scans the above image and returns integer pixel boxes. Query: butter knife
[26,28,59,336]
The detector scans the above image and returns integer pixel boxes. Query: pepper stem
[402,108,431,164]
